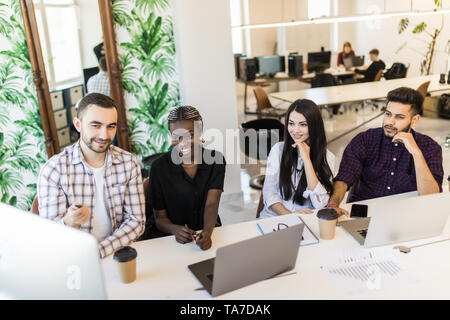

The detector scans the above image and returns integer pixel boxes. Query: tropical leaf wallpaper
[112,0,179,164]
[0,1,47,210]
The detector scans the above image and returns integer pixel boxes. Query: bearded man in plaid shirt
[327,87,443,216]
[38,93,145,258]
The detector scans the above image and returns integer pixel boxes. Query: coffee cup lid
[113,246,137,263]
[317,208,338,221]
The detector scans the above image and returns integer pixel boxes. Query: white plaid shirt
[37,141,145,258]
[86,70,111,97]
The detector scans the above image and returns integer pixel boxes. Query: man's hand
[326,203,350,218]
[195,229,213,251]
[172,225,194,244]
[392,132,421,156]
[64,204,90,228]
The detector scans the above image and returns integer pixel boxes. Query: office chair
[417,81,430,99]
[311,73,340,118]
[31,197,39,215]
[256,192,265,219]
[253,87,286,121]
[240,119,285,190]
[141,152,165,179]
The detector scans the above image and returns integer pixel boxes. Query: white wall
[240,0,450,77]
[345,0,450,76]
[172,0,243,200]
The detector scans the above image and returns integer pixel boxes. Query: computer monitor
[83,67,99,93]
[307,51,331,73]
[256,56,285,77]
[352,55,365,67]
[0,202,106,299]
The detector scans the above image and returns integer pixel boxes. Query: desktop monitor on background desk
[256,56,285,77]
[307,51,331,73]
[352,55,365,67]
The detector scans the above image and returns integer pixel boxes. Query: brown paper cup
[318,218,337,240]
[114,246,137,284]
[116,258,137,284]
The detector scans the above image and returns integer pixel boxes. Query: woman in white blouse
[259,99,336,219]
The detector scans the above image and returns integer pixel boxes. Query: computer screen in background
[307,51,331,73]
[256,56,285,77]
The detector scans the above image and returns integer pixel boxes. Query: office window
[33,0,82,88]
[308,0,330,19]
[230,0,243,54]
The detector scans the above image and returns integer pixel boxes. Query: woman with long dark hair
[259,99,336,218]
[337,42,355,68]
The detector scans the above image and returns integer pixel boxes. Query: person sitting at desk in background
[337,42,355,68]
[147,106,225,250]
[87,57,111,97]
[327,87,443,216]
[259,99,336,219]
[37,93,145,258]
[353,48,385,82]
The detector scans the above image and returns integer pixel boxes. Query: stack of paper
[320,247,419,295]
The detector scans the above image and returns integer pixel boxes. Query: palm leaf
[398,18,409,34]
[412,22,427,34]
[135,0,169,13]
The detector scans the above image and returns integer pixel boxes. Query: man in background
[87,56,110,97]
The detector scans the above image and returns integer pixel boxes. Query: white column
[172,0,243,202]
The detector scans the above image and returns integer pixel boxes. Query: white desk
[102,191,450,300]
[270,75,450,106]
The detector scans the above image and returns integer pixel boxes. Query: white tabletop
[270,75,450,106]
[102,191,450,300]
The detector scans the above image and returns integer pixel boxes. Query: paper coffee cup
[113,246,137,284]
[317,208,339,240]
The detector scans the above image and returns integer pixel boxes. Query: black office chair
[141,152,165,179]
[311,73,337,88]
[240,119,285,189]
[311,73,340,117]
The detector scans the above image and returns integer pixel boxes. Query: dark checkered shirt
[37,141,145,258]
[335,128,443,202]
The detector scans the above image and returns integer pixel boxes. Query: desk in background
[102,191,450,300]
[270,74,450,143]
[239,69,355,115]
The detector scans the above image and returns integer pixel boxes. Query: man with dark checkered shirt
[327,87,443,216]
[37,93,145,258]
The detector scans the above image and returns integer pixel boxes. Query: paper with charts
[256,214,319,246]
[321,247,419,296]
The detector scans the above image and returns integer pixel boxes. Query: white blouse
[259,141,337,219]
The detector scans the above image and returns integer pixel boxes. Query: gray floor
[219,82,450,226]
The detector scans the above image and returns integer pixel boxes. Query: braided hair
[168,106,203,127]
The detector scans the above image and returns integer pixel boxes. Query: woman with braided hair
[146,106,226,250]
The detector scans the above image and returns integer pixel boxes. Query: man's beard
[83,135,112,153]
[383,123,411,138]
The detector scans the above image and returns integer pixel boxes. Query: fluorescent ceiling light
[232,9,450,30]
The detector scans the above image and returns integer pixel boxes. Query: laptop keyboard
[357,229,368,238]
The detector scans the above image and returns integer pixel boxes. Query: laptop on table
[188,223,304,297]
[340,192,450,248]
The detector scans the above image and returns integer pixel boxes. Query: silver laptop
[0,202,106,299]
[188,223,304,297]
[340,192,450,248]
[343,57,353,71]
